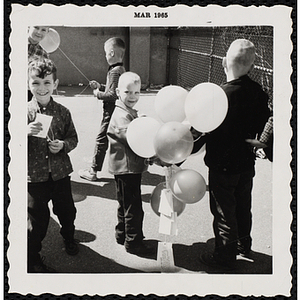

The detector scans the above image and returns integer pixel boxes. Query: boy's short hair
[105,37,126,50]
[28,58,57,81]
[105,37,126,58]
[118,71,141,88]
[226,39,255,69]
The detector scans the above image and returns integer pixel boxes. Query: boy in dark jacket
[199,39,270,271]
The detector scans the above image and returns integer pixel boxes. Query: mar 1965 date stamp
[134,11,168,18]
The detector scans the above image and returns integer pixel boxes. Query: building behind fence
[50,26,273,106]
[167,26,273,106]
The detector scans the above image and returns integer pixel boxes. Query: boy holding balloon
[79,37,126,181]
[27,58,79,272]
[198,39,270,270]
[28,26,50,61]
[107,71,154,256]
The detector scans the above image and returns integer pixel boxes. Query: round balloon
[155,86,188,123]
[40,28,61,53]
[185,82,228,133]
[150,182,186,216]
[127,117,161,158]
[169,169,206,204]
[154,121,193,164]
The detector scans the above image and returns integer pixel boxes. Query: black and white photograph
[6,3,294,298]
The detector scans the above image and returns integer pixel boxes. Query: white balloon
[185,82,228,133]
[155,85,188,123]
[40,28,60,53]
[127,117,161,158]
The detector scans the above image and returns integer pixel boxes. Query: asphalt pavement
[40,86,272,274]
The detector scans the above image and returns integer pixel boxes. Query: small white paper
[158,212,178,236]
[32,113,53,139]
[158,213,173,235]
[158,189,173,217]
[157,242,175,273]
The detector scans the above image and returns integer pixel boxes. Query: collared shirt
[97,62,125,103]
[28,40,49,61]
[28,97,78,182]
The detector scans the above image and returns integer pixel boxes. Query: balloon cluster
[127,83,228,162]
[126,83,228,217]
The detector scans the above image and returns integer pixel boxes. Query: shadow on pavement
[71,178,116,202]
[142,171,165,186]
[173,239,272,274]
[71,171,165,203]
[40,218,145,273]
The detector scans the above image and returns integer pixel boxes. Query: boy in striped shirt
[79,37,126,181]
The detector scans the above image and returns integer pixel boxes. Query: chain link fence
[168,26,273,107]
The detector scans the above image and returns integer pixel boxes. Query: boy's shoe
[64,239,79,255]
[78,169,97,181]
[28,257,56,273]
[199,253,236,271]
[237,249,254,262]
[237,249,251,257]
[125,242,156,256]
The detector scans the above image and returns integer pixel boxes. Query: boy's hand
[48,139,64,154]
[93,89,100,98]
[245,138,267,148]
[255,148,266,159]
[28,121,43,136]
[146,156,172,167]
[89,80,100,90]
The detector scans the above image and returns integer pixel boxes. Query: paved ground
[40,86,272,274]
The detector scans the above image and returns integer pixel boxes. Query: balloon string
[77,84,90,95]
[47,33,91,83]
[57,47,91,83]
[164,166,172,189]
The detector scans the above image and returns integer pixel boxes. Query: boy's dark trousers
[92,102,115,172]
[208,169,254,263]
[27,175,76,269]
[114,173,144,247]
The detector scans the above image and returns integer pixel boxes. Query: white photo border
[7,3,294,297]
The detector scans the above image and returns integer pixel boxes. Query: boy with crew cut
[198,39,270,271]
[107,72,154,256]
[79,37,126,181]
[27,58,79,272]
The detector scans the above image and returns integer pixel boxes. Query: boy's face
[117,81,140,109]
[28,72,58,106]
[28,26,49,44]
